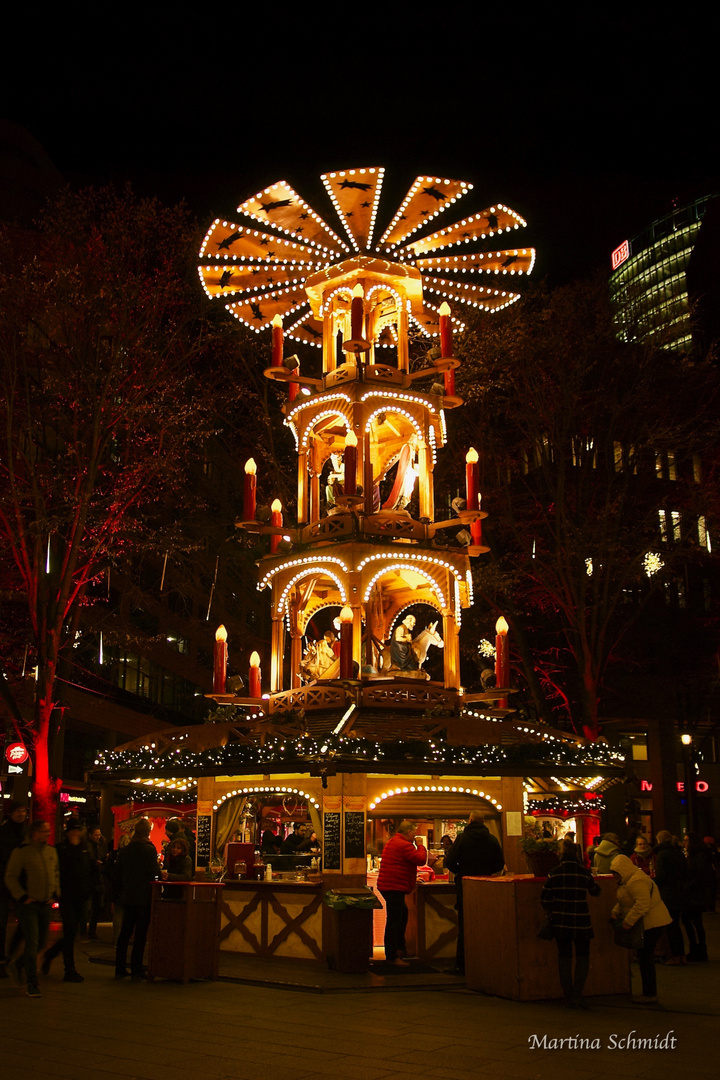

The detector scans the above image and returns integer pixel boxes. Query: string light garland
[369,783,500,811]
[527,796,606,814]
[94,733,625,779]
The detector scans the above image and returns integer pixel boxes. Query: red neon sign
[640,779,709,793]
[5,743,29,765]
[612,240,630,270]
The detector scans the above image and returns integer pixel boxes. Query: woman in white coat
[610,854,671,1004]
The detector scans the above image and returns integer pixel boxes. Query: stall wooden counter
[220,878,324,964]
[463,874,630,1001]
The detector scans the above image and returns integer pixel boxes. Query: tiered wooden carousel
[93,170,624,967]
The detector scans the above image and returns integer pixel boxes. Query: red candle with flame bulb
[495,616,508,708]
[271,314,283,367]
[270,499,282,554]
[465,447,479,510]
[243,458,257,521]
[213,625,227,694]
[249,651,261,697]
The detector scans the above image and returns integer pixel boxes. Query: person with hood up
[540,840,600,1009]
[610,854,672,1004]
[592,833,621,874]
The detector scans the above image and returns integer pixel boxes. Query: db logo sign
[5,743,29,765]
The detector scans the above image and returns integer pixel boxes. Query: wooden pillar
[310,471,320,523]
[290,632,303,689]
[363,431,374,515]
[419,441,434,521]
[270,616,284,693]
[499,775,525,874]
[397,305,409,372]
[297,448,308,524]
[442,611,460,690]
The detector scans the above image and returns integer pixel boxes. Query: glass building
[610,194,717,354]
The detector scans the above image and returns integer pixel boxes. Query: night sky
[3,11,719,283]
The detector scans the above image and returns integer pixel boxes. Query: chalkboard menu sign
[344,811,365,860]
[323,812,341,871]
[196,814,212,868]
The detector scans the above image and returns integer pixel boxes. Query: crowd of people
[2,800,718,1004]
[0,805,196,996]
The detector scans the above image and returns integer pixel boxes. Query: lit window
[671,511,681,542]
[698,516,712,552]
[658,510,668,542]
[693,454,702,483]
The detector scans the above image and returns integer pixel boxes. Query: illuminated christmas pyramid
[199,168,535,735]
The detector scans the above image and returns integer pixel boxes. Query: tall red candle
[495,616,508,708]
[271,314,283,367]
[339,606,354,679]
[439,301,453,357]
[213,625,227,694]
[344,430,357,495]
[249,651,262,697]
[270,498,282,554]
[351,283,364,340]
[465,447,479,510]
[243,458,257,520]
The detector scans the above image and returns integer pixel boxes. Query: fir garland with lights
[527,795,606,814]
[94,733,625,780]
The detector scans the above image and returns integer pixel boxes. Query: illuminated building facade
[610,194,717,355]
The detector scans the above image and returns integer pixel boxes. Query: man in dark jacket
[654,830,687,963]
[445,811,504,974]
[42,819,93,981]
[0,801,27,972]
[114,818,159,980]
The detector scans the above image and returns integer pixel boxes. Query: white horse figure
[379,621,444,680]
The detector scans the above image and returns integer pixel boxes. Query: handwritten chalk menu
[323,812,341,871]
[196,814,212,867]
[344,811,365,860]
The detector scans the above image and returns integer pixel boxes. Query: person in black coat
[114,819,159,980]
[540,840,601,1008]
[0,801,28,969]
[42,819,94,981]
[654,830,687,963]
[445,811,504,975]
[682,833,713,961]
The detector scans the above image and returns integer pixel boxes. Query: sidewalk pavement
[1,916,718,1080]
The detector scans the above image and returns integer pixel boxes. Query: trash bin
[324,888,381,973]
[147,882,224,983]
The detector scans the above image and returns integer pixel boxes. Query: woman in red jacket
[377,821,427,967]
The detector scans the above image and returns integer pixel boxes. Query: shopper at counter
[377,821,427,968]
[445,811,504,975]
[540,840,601,1009]
[610,854,672,1004]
